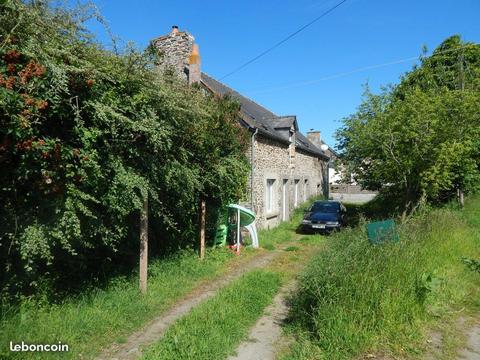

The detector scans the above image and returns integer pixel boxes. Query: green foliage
[0,0,249,299]
[462,257,480,273]
[0,248,234,359]
[142,270,282,360]
[336,36,480,210]
[284,196,480,360]
[414,272,442,305]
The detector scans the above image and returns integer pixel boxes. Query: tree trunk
[139,196,148,294]
[459,188,465,208]
[199,196,206,260]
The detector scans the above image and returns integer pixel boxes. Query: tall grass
[0,195,323,359]
[284,196,480,359]
[0,249,234,359]
[142,270,281,360]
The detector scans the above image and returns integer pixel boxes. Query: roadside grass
[140,200,327,360]
[0,199,322,359]
[0,196,322,359]
[141,270,282,360]
[282,195,480,360]
[0,248,238,359]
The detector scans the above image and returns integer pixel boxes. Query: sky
[85,0,480,147]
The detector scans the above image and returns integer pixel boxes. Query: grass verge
[0,195,322,359]
[0,249,236,359]
[283,196,480,360]
[141,269,282,360]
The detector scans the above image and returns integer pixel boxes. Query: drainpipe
[325,161,330,199]
[250,128,258,210]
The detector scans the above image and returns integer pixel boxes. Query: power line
[247,56,419,94]
[219,0,349,81]
[244,44,477,94]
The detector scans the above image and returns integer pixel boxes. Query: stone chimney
[188,43,201,85]
[151,26,195,81]
[307,130,322,148]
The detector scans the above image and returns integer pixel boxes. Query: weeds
[142,270,281,360]
[0,249,234,359]
[463,258,480,273]
[284,196,480,360]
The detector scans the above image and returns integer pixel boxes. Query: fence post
[199,196,206,260]
[139,196,148,294]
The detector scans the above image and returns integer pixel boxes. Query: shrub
[0,0,249,300]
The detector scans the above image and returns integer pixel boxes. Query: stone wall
[152,29,194,80]
[250,134,326,229]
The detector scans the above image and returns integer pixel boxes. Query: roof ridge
[200,72,328,159]
[201,72,277,119]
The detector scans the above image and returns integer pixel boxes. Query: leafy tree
[336,36,480,211]
[0,0,249,300]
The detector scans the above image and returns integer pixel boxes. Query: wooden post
[199,196,206,260]
[236,208,241,254]
[139,196,148,294]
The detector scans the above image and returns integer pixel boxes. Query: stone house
[152,26,330,229]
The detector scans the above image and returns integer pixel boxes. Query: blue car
[301,200,346,233]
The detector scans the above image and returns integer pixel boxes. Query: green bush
[0,0,249,300]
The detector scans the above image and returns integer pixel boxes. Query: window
[294,180,299,207]
[266,179,276,212]
[311,202,339,213]
[304,179,309,202]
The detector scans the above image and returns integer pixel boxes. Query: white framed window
[294,180,299,207]
[266,179,276,212]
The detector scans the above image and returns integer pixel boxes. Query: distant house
[152,26,330,229]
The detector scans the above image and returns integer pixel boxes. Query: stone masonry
[152,26,195,80]
[250,135,325,229]
[152,26,329,230]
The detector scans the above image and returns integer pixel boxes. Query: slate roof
[273,116,298,131]
[200,73,328,159]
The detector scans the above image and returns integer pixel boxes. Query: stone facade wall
[152,30,194,80]
[250,134,326,229]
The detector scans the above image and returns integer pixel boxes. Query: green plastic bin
[214,224,228,246]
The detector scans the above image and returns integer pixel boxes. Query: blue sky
[86,0,480,147]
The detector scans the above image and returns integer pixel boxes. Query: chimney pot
[188,43,201,85]
[171,25,179,34]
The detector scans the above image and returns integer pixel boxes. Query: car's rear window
[310,202,339,213]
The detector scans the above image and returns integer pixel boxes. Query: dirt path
[96,247,288,360]
[457,321,480,360]
[227,281,296,360]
